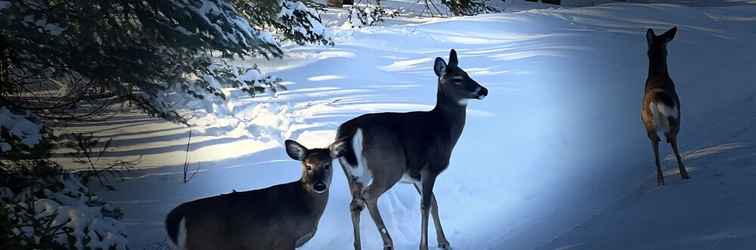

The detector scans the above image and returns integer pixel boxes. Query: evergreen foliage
[0,1,332,247]
[0,0,331,124]
[441,0,498,16]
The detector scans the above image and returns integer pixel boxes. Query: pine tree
[0,0,331,124]
[442,0,498,16]
[1,1,332,247]
[326,0,496,17]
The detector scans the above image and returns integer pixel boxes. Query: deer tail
[165,205,188,248]
[652,92,678,120]
[335,126,364,167]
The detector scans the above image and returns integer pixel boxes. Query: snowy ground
[61,2,756,249]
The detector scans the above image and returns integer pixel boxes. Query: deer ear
[646,28,655,45]
[329,140,348,159]
[448,49,458,68]
[662,26,677,42]
[434,57,447,77]
[285,140,307,161]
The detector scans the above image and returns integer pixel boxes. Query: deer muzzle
[476,87,488,100]
[313,181,327,193]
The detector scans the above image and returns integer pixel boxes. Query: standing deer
[164,139,346,250]
[329,49,488,250]
[641,26,690,186]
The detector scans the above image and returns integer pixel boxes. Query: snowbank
[0,106,42,152]
[2,174,128,249]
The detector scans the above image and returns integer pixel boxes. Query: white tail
[651,102,677,133]
[346,128,371,186]
[164,139,347,250]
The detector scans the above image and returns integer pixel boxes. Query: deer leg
[363,185,394,250]
[413,183,450,249]
[419,174,437,250]
[349,182,365,250]
[650,134,665,186]
[669,136,690,179]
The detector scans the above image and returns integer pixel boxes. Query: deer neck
[432,85,467,141]
[647,54,670,80]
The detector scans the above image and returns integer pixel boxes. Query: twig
[183,126,193,183]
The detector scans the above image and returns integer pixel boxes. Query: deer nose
[476,87,488,100]
[313,182,327,193]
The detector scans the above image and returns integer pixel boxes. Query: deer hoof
[438,242,452,250]
[383,246,393,250]
[419,244,429,250]
[656,178,665,186]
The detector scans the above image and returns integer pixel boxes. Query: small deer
[641,26,690,186]
[330,49,487,250]
[164,139,346,250]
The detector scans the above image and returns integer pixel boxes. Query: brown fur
[165,141,345,250]
[641,27,690,186]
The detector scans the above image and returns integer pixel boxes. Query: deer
[164,139,347,250]
[641,26,690,186]
[328,49,488,250]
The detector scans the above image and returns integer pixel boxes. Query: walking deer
[329,49,488,250]
[164,139,347,250]
[641,27,690,186]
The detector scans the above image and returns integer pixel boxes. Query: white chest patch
[400,173,420,185]
[344,129,373,186]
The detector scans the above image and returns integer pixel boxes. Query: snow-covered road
[79,3,756,249]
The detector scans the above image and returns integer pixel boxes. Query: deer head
[646,27,677,73]
[434,49,488,105]
[285,139,346,194]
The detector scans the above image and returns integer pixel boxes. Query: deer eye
[324,164,330,170]
[306,165,312,171]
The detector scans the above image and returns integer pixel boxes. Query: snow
[53,1,756,250]
[541,143,756,250]
[0,1,10,11]
[279,0,310,18]
[2,175,128,249]
[20,14,65,36]
[0,186,13,200]
[0,106,42,152]
[178,0,279,50]
[278,0,332,43]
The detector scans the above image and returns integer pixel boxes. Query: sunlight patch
[666,143,750,161]
[295,130,337,149]
[381,57,434,72]
[440,35,501,45]
[307,75,345,81]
